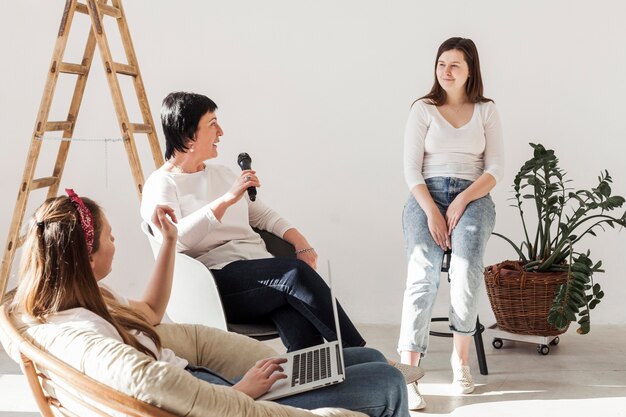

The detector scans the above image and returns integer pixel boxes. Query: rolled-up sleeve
[248,198,293,238]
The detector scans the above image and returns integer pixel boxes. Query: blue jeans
[187,347,409,417]
[211,258,366,351]
[398,177,495,354]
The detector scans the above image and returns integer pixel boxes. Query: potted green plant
[485,143,626,336]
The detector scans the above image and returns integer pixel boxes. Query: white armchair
[140,222,292,339]
[141,221,228,331]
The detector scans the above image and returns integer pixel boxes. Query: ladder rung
[31,177,59,190]
[75,3,89,14]
[130,123,152,134]
[44,121,73,132]
[75,2,122,18]
[98,3,122,18]
[112,62,138,76]
[58,62,88,75]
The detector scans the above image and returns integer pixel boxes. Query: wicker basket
[484,260,569,336]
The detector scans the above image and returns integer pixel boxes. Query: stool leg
[474,316,489,375]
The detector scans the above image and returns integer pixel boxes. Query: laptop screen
[327,260,344,367]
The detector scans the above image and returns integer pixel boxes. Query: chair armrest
[254,228,296,258]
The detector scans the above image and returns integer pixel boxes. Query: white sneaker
[389,361,425,384]
[451,363,475,394]
[407,381,426,410]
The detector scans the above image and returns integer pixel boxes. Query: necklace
[168,161,205,174]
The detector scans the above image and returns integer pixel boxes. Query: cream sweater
[141,164,293,269]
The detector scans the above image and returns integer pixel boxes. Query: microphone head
[237,152,252,170]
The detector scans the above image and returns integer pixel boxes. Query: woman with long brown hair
[13,190,180,361]
[399,37,504,409]
[11,190,410,417]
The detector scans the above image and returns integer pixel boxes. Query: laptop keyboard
[291,346,332,387]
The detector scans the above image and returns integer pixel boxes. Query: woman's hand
[151,205,178,242]
[427,210,450,251]
[224,170,261,205]
[209,171,261,222]
[410,185,450,251]
[132,205,178,326]
[232,358,288,399]
[445,195,469,234]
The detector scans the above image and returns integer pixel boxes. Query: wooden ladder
[0,0,164,296]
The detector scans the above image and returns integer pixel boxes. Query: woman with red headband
[10,190,411,417]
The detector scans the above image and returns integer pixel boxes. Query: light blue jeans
[188,347,408,417]
[398,177,495,355]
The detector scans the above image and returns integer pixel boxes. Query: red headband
[65,188,95,254]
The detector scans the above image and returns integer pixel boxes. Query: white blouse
[403,99,504,190]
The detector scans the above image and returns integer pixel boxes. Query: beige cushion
[6,314,366,417]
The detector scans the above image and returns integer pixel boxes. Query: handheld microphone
[237,152,257,201]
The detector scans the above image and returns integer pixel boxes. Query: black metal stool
[429,249,489,375]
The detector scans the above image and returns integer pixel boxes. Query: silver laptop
[258,261,345,400]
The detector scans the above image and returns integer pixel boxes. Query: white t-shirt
[140,163,294,269]
[45,288,188,369]
[403,99,504,190]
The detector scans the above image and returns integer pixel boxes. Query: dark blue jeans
[211,258,366,351]
[187,347,409,417]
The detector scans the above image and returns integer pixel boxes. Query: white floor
[2,323,626,417]
[358,323,626,417]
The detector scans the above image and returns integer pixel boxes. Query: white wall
[1,0,625,327]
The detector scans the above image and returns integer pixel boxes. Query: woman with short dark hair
[141,91,365,352]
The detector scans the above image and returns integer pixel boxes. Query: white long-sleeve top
[39,286,188,368]
[140,164,294,269]
[403,99,504,190]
